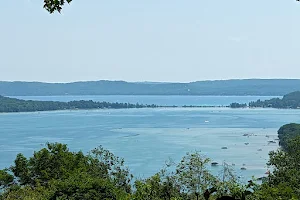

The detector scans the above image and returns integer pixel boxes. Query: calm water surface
[0,96,297,182]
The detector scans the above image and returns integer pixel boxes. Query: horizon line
[1,78,300,84]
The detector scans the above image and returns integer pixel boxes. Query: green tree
[0,143,132,199]
[267,137,300,197]
[133,171,183,200]
[277,123,300,150]
[250,136,300,199]
[0,170,14,189]
[175,151,216,200]
[213,163,247,199]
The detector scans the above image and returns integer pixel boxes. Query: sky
[1,0,300,83]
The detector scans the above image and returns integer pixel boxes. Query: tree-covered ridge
[0,96,157,113]
[282,91,300,101]
[277,123,300,150]
[2,79,300,96]
[249,91,300,109]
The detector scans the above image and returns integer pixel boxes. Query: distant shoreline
[0,95,235,114]
[7,94,280,97]
[1,79,299,96]
[2,94,300,114]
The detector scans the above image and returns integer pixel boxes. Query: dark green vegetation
[229,91,300,109]
[254,123,300,200]
[1,79,300,96]
[0,96,157,113]
[0,124,299,199]
[229,103,247,108]
[44,0,72,13]
[44,1,299,14]
[0,143,253,200]
[0,96,227,113]
[0,143,132,200]
[277,123,300,150]
[249,91,300,109]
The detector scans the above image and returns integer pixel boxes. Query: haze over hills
[1,79,300,96]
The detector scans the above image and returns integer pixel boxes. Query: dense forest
[0,124,299,200]
[229,103,247,108]
[229,91,300,109]
[277,123,300,150]
[1,79,300,96]
[249,91,300,109]
[0,96,157,113]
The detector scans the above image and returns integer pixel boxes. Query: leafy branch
[44,0,72,14]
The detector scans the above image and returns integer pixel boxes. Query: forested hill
[278,123,300,150]
[249,91,300,108]
[0,96,157,113]
[1,79,300,96]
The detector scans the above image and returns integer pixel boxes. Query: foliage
[0,145,250,200]
[267,137,300,196]
[249,183,298,200]
[213,163,246,199]
[229,103,247,108]
[277,123,300,150]
[133,173,183,200]
[44,0,72,13]
[0,143,131,199]
[250,125,300,200]
[0,170,14,188]
[48,173,121,200]
[175,152,216,199]
[3,185,53,200]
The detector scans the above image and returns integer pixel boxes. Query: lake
[1,95,297,182]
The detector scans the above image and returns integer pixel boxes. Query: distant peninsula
[1,79,300,96]
[0,96,158,113]
[0,96,229,113]
[249,91,300,109]
[230,91,300,109]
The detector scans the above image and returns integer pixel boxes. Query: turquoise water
[0,96,297,182]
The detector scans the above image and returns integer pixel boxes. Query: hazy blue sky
[1,0,300,82]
